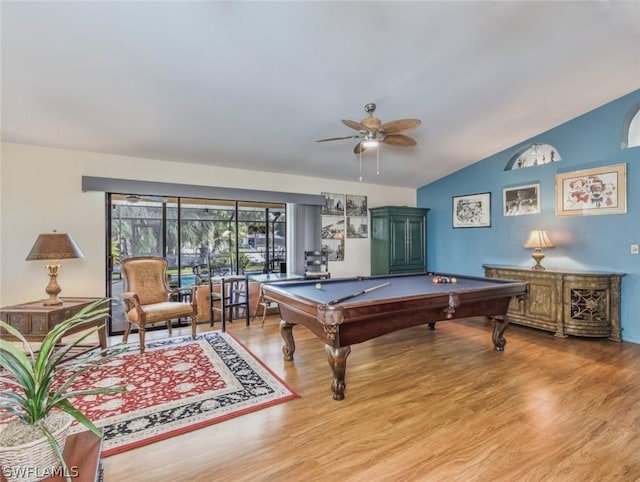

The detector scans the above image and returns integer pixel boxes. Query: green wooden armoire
[369,206,429,275]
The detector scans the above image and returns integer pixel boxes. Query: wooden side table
[0,297,107,354]
[0,431,102,482]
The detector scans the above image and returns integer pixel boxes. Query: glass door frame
[106,194,287,336]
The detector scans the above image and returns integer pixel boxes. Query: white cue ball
[315,283,322,289]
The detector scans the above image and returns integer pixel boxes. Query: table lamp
[26,231,84,305]
[523,229,554,271]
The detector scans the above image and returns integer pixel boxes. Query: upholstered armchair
[120,256,198,354]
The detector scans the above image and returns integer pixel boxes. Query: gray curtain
[289,204,322,275]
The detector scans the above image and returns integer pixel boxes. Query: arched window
[621,102,640,149]
[505,143,561,170]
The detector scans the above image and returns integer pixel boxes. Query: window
[505,143,561,170]
[622,102,640,149]
[107,194,286,335]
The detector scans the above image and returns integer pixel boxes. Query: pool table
[261,272,528,400]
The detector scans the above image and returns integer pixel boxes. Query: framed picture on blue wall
[503,183,540,216]
[556,163,627,216]
[452,192,491,228]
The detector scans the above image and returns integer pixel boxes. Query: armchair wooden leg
[122,322,131,343]
[138,327,146,354]
[191,316,197,339]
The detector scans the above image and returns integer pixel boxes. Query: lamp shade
[26,232,84,261]
[523,229,554,249]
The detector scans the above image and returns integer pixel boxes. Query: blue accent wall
[417,89,640,342]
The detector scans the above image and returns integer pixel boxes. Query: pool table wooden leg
[491,315,509,351]
[325,345,351,401]
[280,319,296,361]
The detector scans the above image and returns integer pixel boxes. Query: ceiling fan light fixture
[361,139,379,148]
[318,102,420,181]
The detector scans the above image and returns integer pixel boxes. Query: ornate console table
[483,265,624,341]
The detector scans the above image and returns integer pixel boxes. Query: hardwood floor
[103,316,640,481]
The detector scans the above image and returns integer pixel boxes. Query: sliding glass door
[106,194,286,335]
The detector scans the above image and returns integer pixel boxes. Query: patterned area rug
[59,331,298,456]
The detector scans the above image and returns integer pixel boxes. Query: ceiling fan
[317,103,421,154]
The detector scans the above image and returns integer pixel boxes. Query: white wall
[0,142,416,306]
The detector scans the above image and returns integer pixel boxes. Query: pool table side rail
[262,278,528,347]
[262,276,528,320]
[262,272,524,304]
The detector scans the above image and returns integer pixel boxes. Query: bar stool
[209,276,249,332]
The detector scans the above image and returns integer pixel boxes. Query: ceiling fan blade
[380,119,421,134]
[342,119,368,131]
[354,142,366,154]
[316,135,360,142]
[383,134,417,147]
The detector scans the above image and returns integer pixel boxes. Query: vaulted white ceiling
[2,1,639,188]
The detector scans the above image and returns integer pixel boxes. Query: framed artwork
[346,194,368,238]
[321,215,345,240]
[321,192,345,215]
[345,194,367,216]
[322,239,344,261]
[503,183,540,216]
[452,192,491,228]
[556,163,627,216]
[347,216,368,238]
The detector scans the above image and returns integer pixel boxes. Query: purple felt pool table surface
[262,272,528,400]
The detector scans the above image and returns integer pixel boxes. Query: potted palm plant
[0,299,124,482]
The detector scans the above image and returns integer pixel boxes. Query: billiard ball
[433,276,454,284]
[315,283,322,290]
